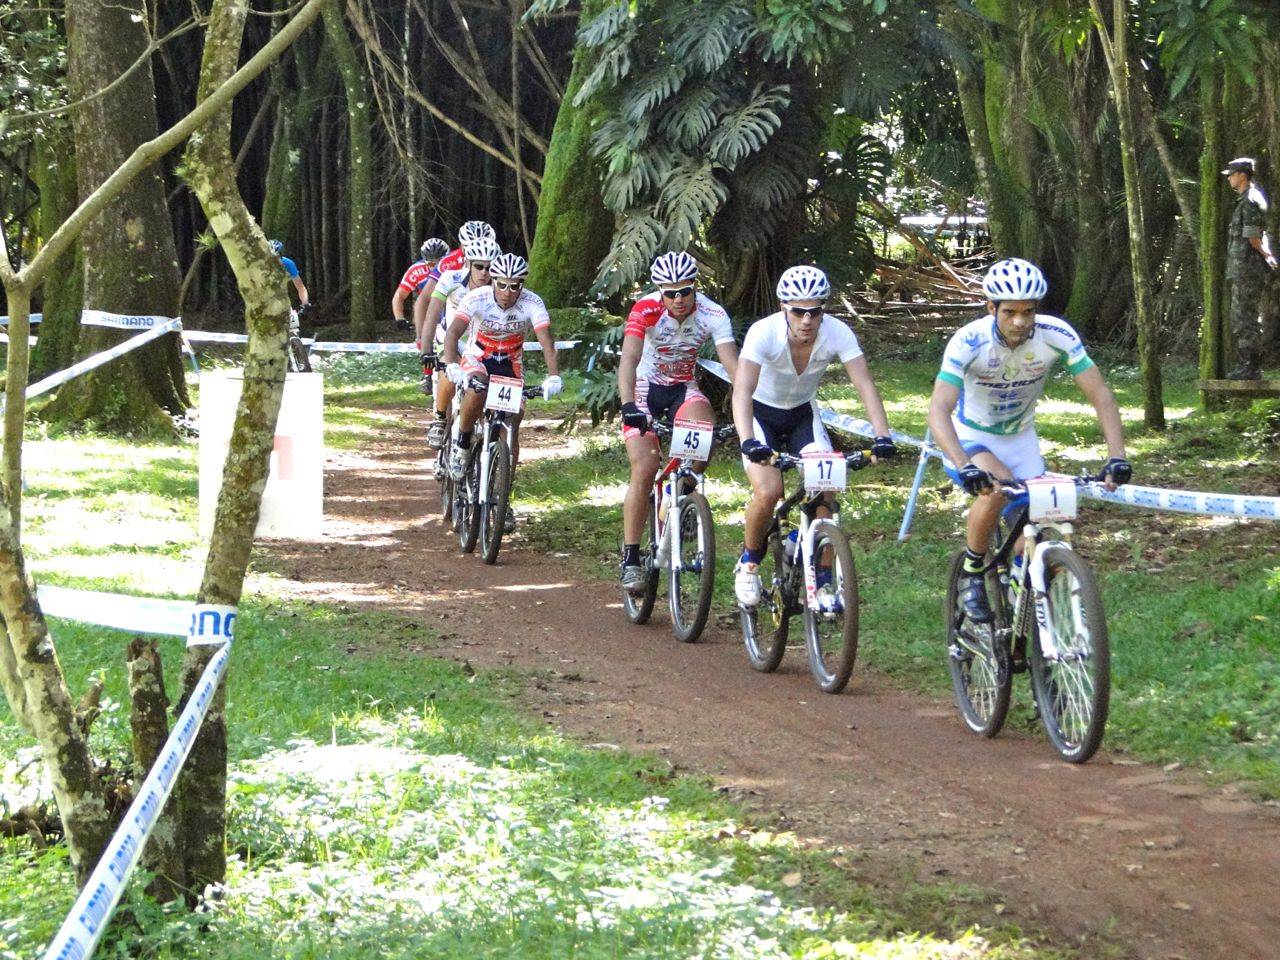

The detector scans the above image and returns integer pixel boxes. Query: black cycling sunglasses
[661,285,696,300]
[493,280,524,292]
[470,261,492,272]
[786,305,823,320]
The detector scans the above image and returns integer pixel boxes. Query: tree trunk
[30,127,83,380]
[526,0,614,303]
[52,0,190,435]
[1091,0,1164,428]
[322,0,376,340]
[178,0,302,893]
[1198,66,1229,401]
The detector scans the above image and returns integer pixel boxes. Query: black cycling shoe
[956,571,994,624]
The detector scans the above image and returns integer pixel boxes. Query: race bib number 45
[485,375,524,413]
[670,419,712,462]
[802,452,846,493]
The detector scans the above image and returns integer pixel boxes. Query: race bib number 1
[485,375,524,413]
[802,452,846,493]
[670,418,712,462]
[1026,478,1077,522]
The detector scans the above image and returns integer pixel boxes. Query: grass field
[0,353,1085,959]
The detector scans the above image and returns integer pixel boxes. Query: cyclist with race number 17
[927,258,1131,625]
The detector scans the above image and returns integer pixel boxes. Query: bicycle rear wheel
[286,336,311,373]
[802,521,859,694]
[622,501,659,624]
[438,433,455,522]
[1029,546,1110,763]
[669,492,716,643]
[945,549,1012,737]
[741,533,789,672]
[480,437,512,565]
[458,444,481,553]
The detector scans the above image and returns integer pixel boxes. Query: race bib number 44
[1026,478,1078,522]
[802,452,846,492]
[485,375,523,412]
[670,419,712,462]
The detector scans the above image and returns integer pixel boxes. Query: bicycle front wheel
[668,492,716,643]
[802,521,859,694]
[438,434,455,523]
[286,336,311,373]
[622,501,659,624]
[945,549,1012,738]
[458,446,481,554]
[1029,546,1110,763]
[480,437,512,565]
[741,533,789,673]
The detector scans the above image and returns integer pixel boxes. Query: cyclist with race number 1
[927,258,1131,625]
[619,251,740,593]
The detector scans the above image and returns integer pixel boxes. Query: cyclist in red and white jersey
[421,236,501,449]
[618,251,739,592]
[413,220,494,336]
[393,237,449,335]
[442,253,562,530]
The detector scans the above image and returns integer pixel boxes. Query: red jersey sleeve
[397,261,431,293]
[439,248,465,272]
[624,297,664,339]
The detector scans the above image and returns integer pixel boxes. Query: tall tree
[49,0,190,435]
[29,124,82,379]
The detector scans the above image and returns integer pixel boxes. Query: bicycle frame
[649,452,705,574]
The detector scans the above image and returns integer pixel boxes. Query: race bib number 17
[670,419,712,462]
[802,452,846,493]
[485,375,524,413]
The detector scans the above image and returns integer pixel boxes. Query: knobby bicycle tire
[480,438,512,565]
[669,492,716,643]
[802,521,859,694]
[741,532,788,672]
[459,445,481,553]
[622,499,660,624]
[945,549,1013,738]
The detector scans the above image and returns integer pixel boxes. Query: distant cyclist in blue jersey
[270,239,311,315]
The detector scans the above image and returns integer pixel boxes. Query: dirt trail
[266,410,1280,960]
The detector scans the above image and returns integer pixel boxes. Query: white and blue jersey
[936,315,1093,436]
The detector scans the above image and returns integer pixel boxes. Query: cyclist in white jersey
[618,251,739,592]
[421,236,500,449]
[732,265,896,607]
[928,258,1130,623]
[443,253,562,530]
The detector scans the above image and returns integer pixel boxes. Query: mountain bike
[623,419,737,643]
[945,474,1111,763]
[740,450,870,693]
[286,304,311,373]
[454,375,541,564]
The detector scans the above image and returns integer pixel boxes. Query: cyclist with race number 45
[927,258,1131,625]
[733,265,896,609]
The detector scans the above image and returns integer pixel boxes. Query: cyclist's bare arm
[714,341,740,380]
[732,359,763,443]
[421,294,447,351]
[534,325,560,378]
[1073,366,1126,461]
[927,379,983,484]
[391,286,410,325]
[292,276,309,306]
[442,312,469,366]
[617,335,644,405]
[842,355,891,437]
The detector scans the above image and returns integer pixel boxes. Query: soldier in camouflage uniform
[1223,158,1279,380]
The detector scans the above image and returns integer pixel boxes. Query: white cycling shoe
[448,445,469,482]
[735,561,762,607]
[427,419,447,448]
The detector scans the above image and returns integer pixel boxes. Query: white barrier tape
[15,320,182,407]
[0,313,43,325]
[0,333,39,345]
[42,603,235,960]
[80,310,178,330]
[37,586,193,637]
[187,603,237,646]
[307,339,579,354]
[182,330,250,344]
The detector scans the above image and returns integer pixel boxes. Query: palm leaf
[656,160,728,248]
[667,0,757,74]
[621,62,687,125]
[578,1,632,49]
[593,212,668,296]
[705,84,789,167]
[657,85,722,149]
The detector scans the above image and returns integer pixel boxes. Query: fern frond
[578,1,632,49]
[705,84,789,167]
[592,212,668,296]
[657,84,721,149]
[657,160,728,248]
[576,37,635,103]
[621,62,687,125]
[667,0,756,74]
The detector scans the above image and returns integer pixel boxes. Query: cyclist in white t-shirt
[732,265,896,607]
[927,258,1130,624]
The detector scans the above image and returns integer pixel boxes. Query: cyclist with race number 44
[927,258,1131,625]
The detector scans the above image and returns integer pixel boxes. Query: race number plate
[802,452,846,493]
[670,418,713,462]
[1026,477,1077,522]
[485,375,524,413]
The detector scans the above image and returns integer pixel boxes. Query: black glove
[621,401,650,433]
[297,302,310,316]
[958,462,993,496]
[1098,457,1132,486]
[871,435,897,460]
[395,316,411,331]
[420,351,438,373]
[741,438,774,464]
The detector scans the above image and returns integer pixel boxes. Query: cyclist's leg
[737,407,784,606]
[794,405,837,580]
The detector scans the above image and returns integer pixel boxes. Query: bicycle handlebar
[994,475,1094,498]
[650,420,738,444]
[774,451,871,472]
[464,375,543,399]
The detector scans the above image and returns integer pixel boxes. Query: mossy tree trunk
[30,126,83,380]
[51,0,189,436]
[526,0,614,305]
[322,0,375,340]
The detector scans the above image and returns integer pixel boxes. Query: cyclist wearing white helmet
[732,265,895,608]
[393,237,450,335]
[618,251,739,593]
[443,252,561,530]
[413,220,496,338]
[270,239,310,314]
[422,236,501,450]
[928,257,1130,623]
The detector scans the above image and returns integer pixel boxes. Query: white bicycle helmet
[490,252,529,280]
[463,236,501,263]
[650,251,699,285]
[458,220,497,246]
[268,239,284,255]
[420,237,450,260]
[982,258,1048,301]
[776,265,830,302]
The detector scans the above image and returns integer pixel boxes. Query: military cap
[1222,157,1255,175]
